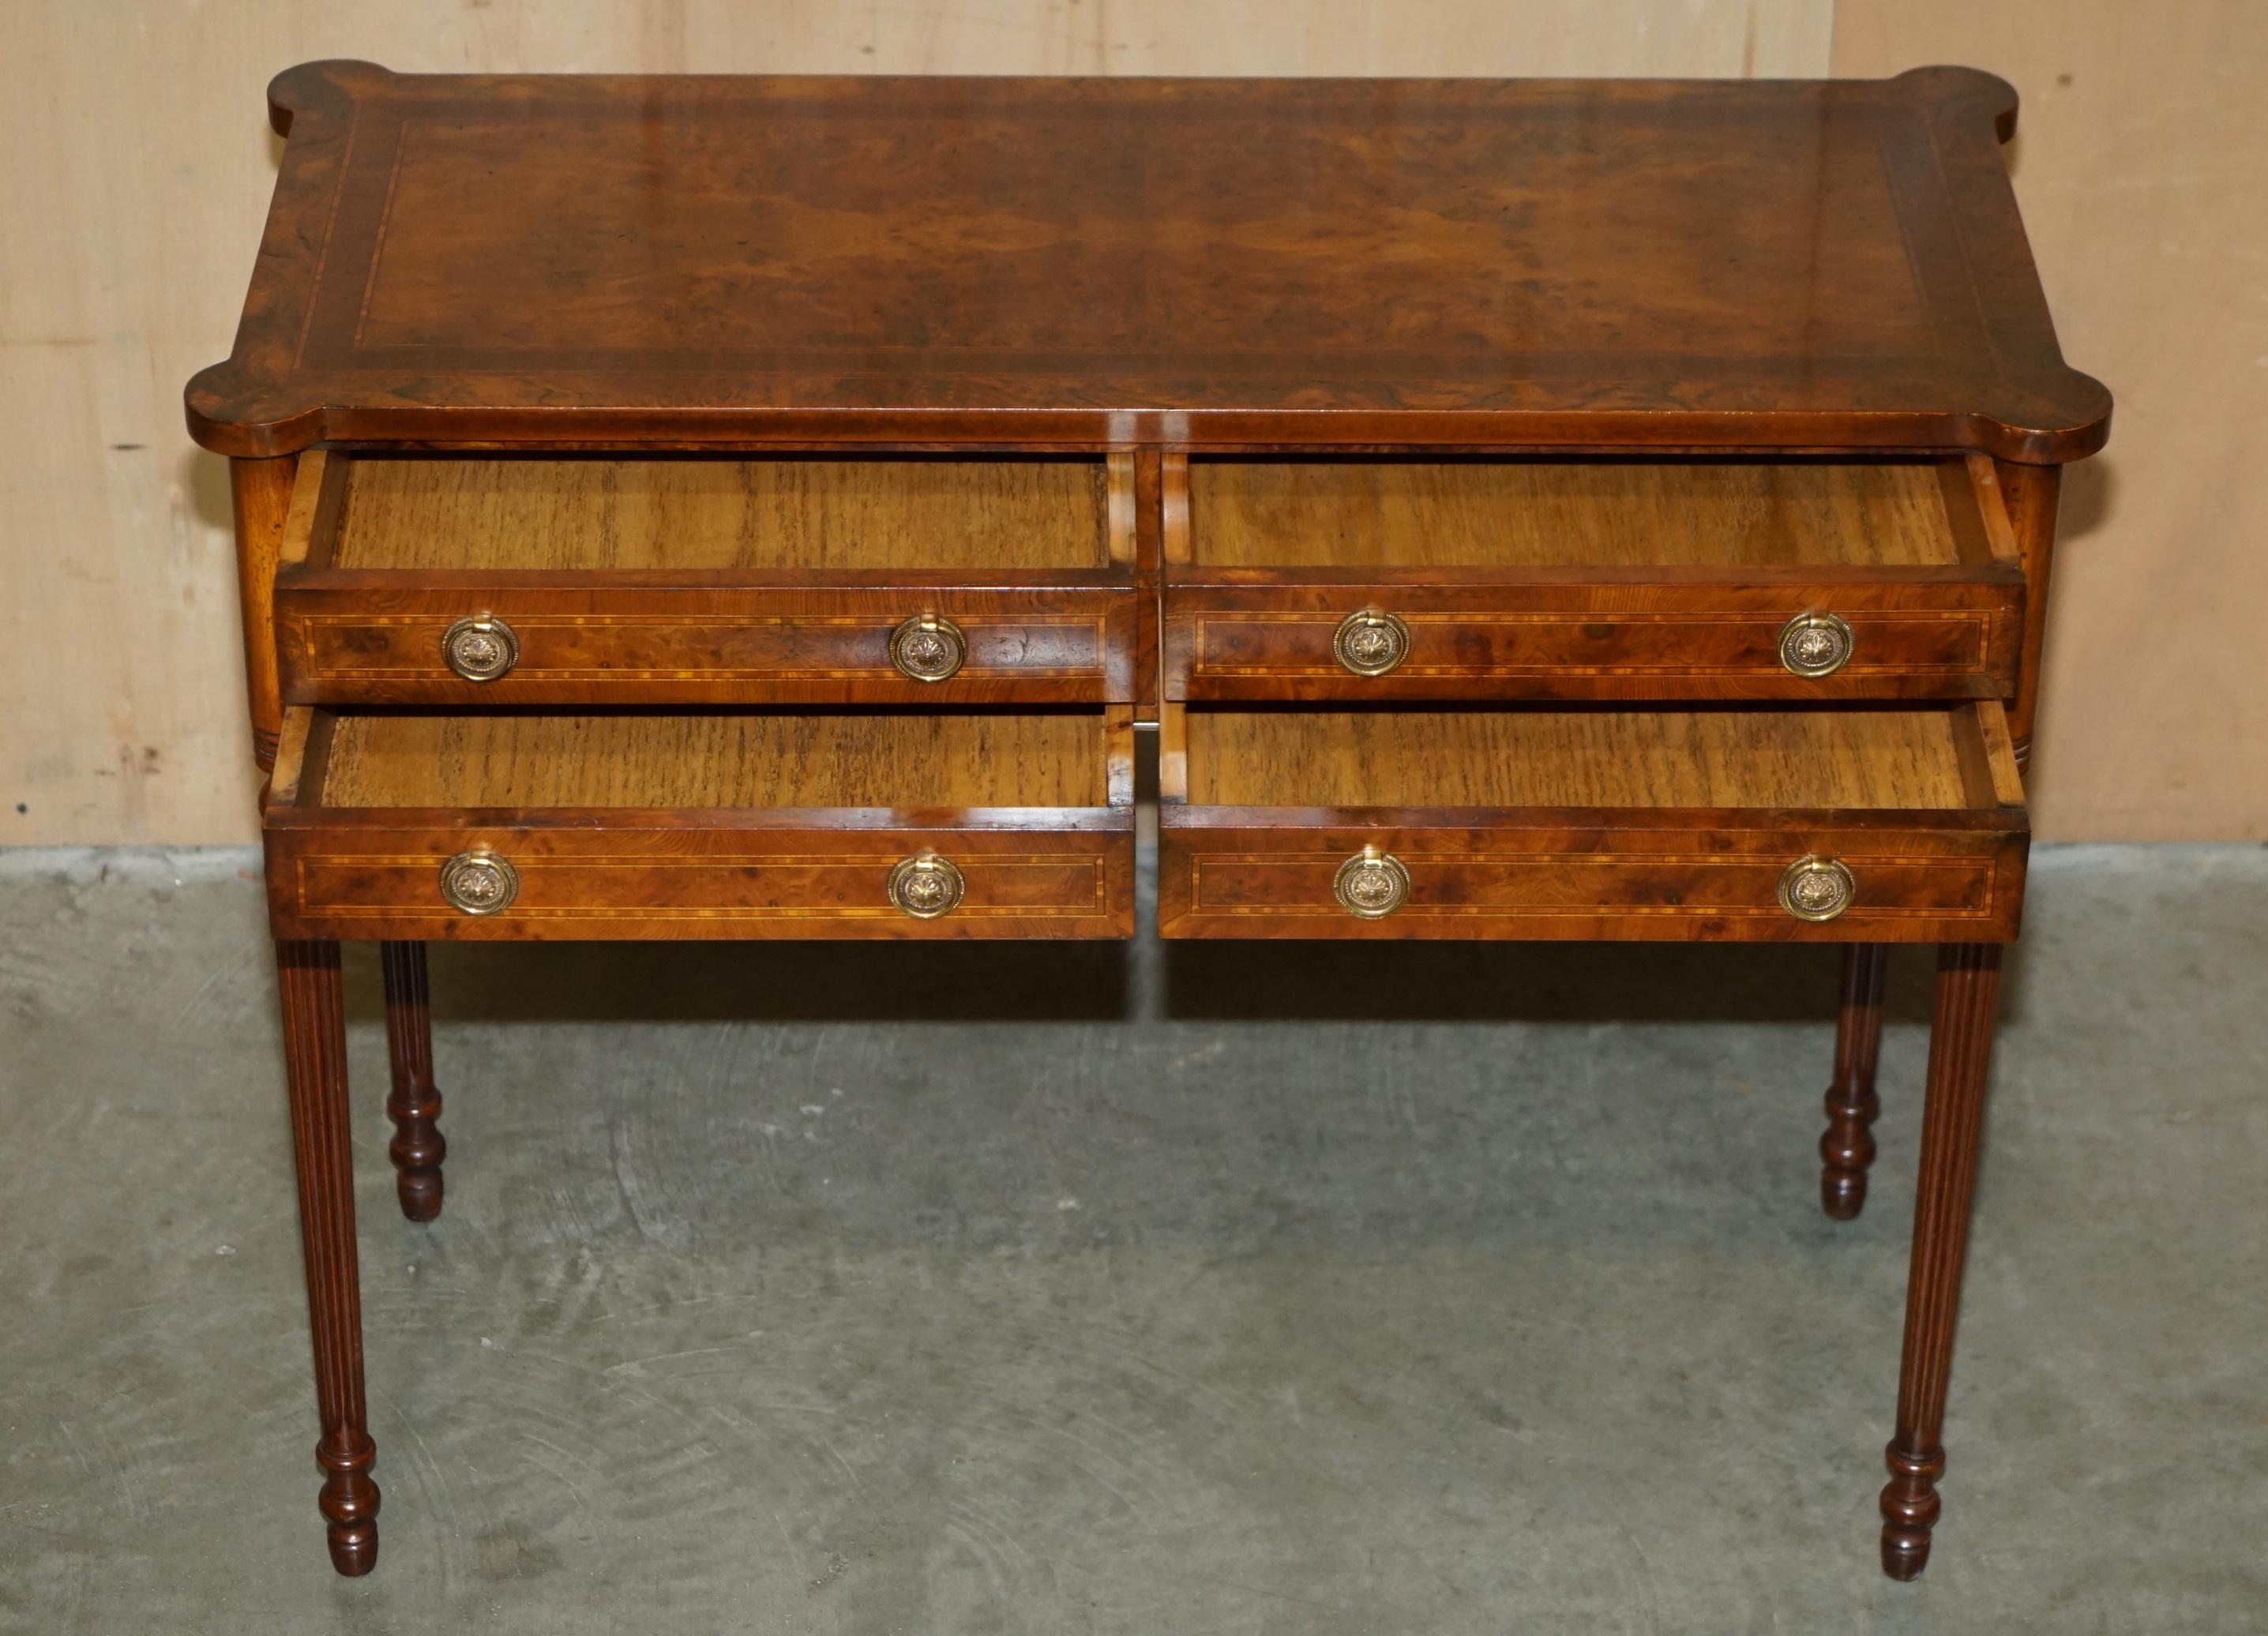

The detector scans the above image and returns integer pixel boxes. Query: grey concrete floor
[1,844,2263,1634]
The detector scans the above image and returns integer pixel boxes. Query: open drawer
[1164,455,2025,702]
[273,452,1139,706]
[264,707,1135,940]
[1158,701,2027,942]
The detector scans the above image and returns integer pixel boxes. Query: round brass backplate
[888,614,967,683]
[1777,855,1857,922]
[1332,610,1410,677]
[1332,846,1412,919]
[1777,611,1854,679]
[888,852,966,918]
[438,849,519,916]
[441,614,519,682]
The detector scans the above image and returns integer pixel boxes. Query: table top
[186,62,2108,462]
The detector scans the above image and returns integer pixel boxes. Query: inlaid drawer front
[1166,583,2021,701]
[1166,455,2025,702]
[276,590,1133,704]
[273,449,1139,705]
[265,707,1136,940]
[1157,703,2028,943]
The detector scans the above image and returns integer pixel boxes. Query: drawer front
[275,584,1135,706]
[1164,577,2022,702]
[265,819,1135,941]
[1159,820,2026,943]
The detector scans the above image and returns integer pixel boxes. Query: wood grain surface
[314,711,1109,809]
[1191,460,1968,568]
[183,64,2105,460]
[1158,704,2026,944]
[1178,707,1978,810]
[1165,457,2022,701]
[278,452,1137,706]
[335,456,1110,571]
[1155,824,2026,944]
[266,704,1136,940]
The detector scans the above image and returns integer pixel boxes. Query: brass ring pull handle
[888,852,966,918]
[441,614,519,682]
[1778,611,1853,678]
[1333,845,1412,918]
[1778,855,1856,922]
[1332,610,1410,677]
[888,614,967,682]
[438,849,519,916]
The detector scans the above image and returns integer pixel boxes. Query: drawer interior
[314,454,1124,572]
[284,709,1118,811]
[1185,457,2001,571]
[1168,703,2022,813]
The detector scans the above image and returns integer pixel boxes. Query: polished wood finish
[1821,944,1891,1219]
[186,64,2108,461]
[1881,943,2003,1580]
[1158,704,2028,944]
[197,65,2101,1580]
[275,938,379,1575]
[274,452,1136,706]
[1168,458,2023,702]
[265,707,1136,941]
[231,456,299,767]
[1992,460,2063,769]
[379,941,445,1222]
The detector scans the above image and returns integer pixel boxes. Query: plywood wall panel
[1834,1,2268,839]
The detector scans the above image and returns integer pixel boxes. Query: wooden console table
[188,63,2109,1581]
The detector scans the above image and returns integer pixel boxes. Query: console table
[188,62,2109,1582]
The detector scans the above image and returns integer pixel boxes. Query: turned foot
[1876,944,2002,1579]
[1879,1439,1943,1579]
[381,941,445,1221]
[318,1430,381,1574]
[1821,944,1888,1218]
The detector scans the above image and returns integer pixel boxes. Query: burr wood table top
[186,62,2109,461]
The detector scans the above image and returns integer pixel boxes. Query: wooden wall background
[2,2,2258,842]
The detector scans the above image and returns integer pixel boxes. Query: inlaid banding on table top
[189,66,2108,458]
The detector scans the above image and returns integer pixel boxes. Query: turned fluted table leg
[1821,944,1890,1218]
[277,940,381,1577]
[1879,943,2002,1581]
[381,941,446,1222]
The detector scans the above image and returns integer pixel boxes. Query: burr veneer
[191,62,2108,1582]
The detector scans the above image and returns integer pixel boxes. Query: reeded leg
[1879,944,2002,1581]
[381,941,445,1222]
[1821,944,1889,1218]
[277,940,381,1576]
